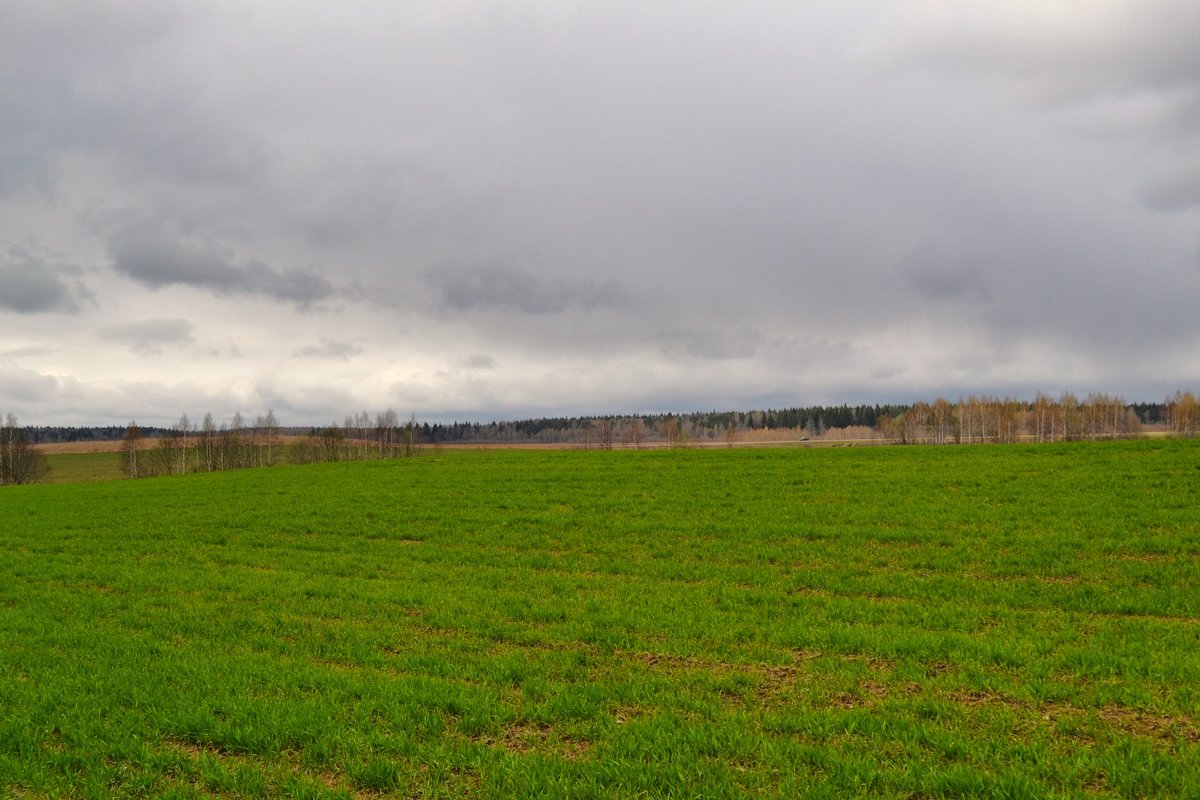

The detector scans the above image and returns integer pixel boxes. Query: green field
[43,452,124,484]
[2,442,1198,798]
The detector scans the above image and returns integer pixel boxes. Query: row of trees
[286,410,420,465]
[113,390,1200,476]
[420,395,1199,448]
[875,392,1200,445]
[123,411,284,479]
[122,409,421,478]
[419,404,910,445]
[1166,390,1199,437]
[1,413,48,485]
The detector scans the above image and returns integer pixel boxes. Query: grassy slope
[1,441,1198,798]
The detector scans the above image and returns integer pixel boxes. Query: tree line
[875,391,1200,445]
[421,395,1196,448]
[120,409,422,478]
[420,403,910,445]
[3,391,1198,485]
[111,392,1200,471]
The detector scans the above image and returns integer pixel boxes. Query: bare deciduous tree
[1167,391,1198,437]
[376,409,398,458]
[200,412,217,471]
[626,418,644,449]
[930,398,952,445]
[663,417,682,449]
[155,423,184,475]
[596,419,613,450]
[122,421,143,479]
[401,413,418,458]
[262,409,280,466]
[0,413,48,485]
[176,413,192,473]
[229,412,245,469]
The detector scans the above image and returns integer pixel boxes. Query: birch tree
[122,421,143,479]
[401,413,418,458]
[930,398,952,445]
[376,409,398,458]
[627,418,644,449]
[263,409,280,465]
[0,414,48,485]
[229,412,246,469]
[201,412,217,471]
[177,413,192,473]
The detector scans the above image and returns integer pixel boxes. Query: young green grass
[1,440,1198,798]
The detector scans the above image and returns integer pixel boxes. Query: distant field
[2,442,1198,798]
[43,451,123,483]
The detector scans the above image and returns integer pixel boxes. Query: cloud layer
[1,1,1197,425]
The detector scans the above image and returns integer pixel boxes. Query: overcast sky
[2,1,1198,426]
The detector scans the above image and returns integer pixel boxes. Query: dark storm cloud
[109,226,337,307]
[292,339,364,361]
[430,264,629,315]
[0,247,89,314]
[99,318,194,356]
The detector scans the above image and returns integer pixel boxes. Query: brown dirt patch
[1095,706,1199,742]
[944,693,1198,742]
[473,722,593,761]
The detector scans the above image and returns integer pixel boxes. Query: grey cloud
[1141,164,1200,211]
[100,318,194,356]
[459,354,497,370]
[766,337,857,372]
[0,4,192,194]
[292,339,364,361]
[0,2,267,196]
[4,3,1200,424]
[109,225,337,307]
[862,1,1200,157]
[0,362,61,405]
[0,247,89,313]
[253,382,361,425]
[862,2,1200,105]
[667,327,763,361]
[900,244,992,302]
[431,264,629,315]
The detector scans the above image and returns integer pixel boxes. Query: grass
[1,440,1198,798]
[42,452,123,484]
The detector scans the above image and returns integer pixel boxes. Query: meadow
[1,441,1198,798]
[42,452,124,484]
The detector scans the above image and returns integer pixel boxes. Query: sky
[2,0,1198,426]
